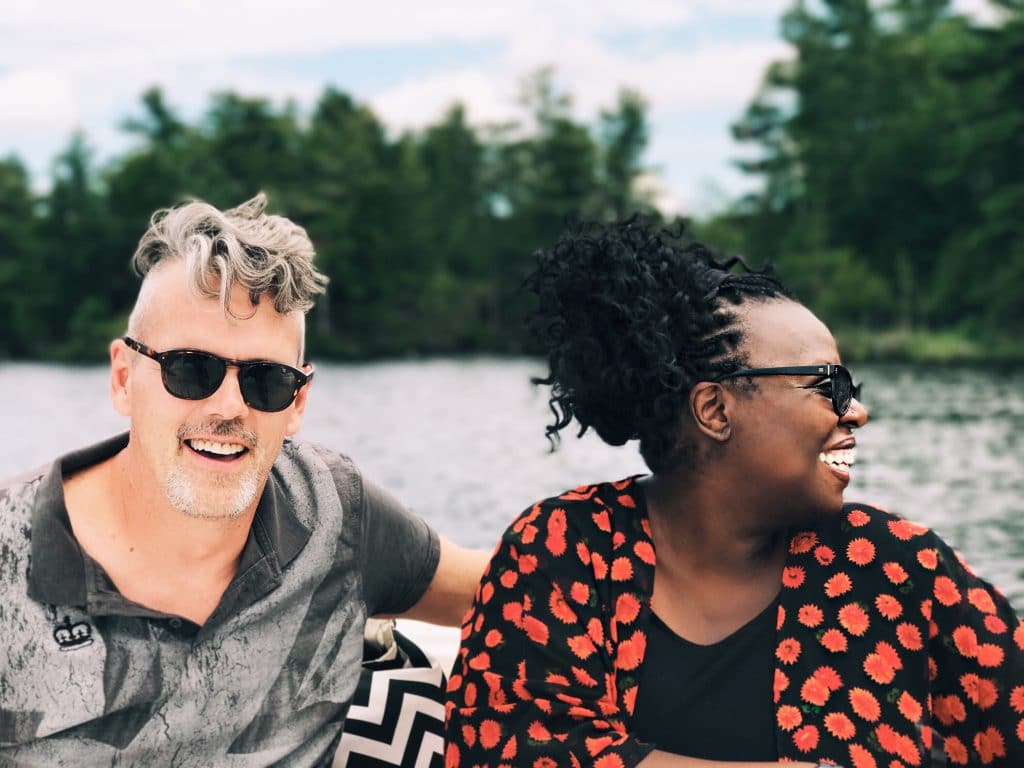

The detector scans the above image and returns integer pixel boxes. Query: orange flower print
[883,561,910,585]
[522,615,550,645]
[934,576,962,606]
[943,736,969,766]
[550,588,578,624]
[815,545,836,566]
[777,638,802,665]
[848,743,878,768]
[519,554,539,574]
[896,622,924,651]
[824,711,856,740]
[874,594,903,620]
[615,629,647,671]
[593,755,625,768]
[838,603,870,636]
[571,665,598,687]
[623,684,638,716]
[875,723,921,764]
[1010,685,1024,713]
[445,742,460,768]
[984,615,1007,635]
[825,572,853,598]
[576,540,591,566]
[612,531,626,550]
[887,518,927,541]
[591,509,612,532]
[461,724,477,747]
[533,758,557,768]
[790,531,818,553]
[591,552,608,580]
[774,668,790,703]
[610,556,633,581]
[633,540,656,565]
[528,721,553,742]
[521,524,539,544]
[976,643,1005,668]
[585,735,614,757]
[800,675,831,706]
[863,653,896,685]
[792,724,819,752]
[501,734,518,760]
[485,629,504,648]
[479,719,502,749]
[974,726,1006,765]
[617,493,636,508]
[821,628,849,653]
[847,537,876,566]
[499,570,518,589]
[777,604,786,631]
[799,604,824,627]
[960,673,999,709]
[777,705,803,731]
[850,687,882,721]
[814,665,844,691]
[953,625,978,658]
[546,508,568,556]
[570,581,590,604]
[1016,621,1024,650]
[897,691,923,723]
[847,508,871,526]
[968,587,997,614]
[917,548,939,570]
[782,566,806,589]
[468,651,491,671]
[874,640,903,670]
[615,593,641,624]
[567,634,597,660]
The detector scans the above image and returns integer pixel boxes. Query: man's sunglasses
[122,336,312,413]
[712,364,861,417]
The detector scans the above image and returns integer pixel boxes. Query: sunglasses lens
[163,352,226,400]
[833,367,854,415]
[239,363,301,412]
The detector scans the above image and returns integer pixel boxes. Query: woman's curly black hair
[526,217,791,473]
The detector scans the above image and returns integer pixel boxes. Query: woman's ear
[689,381,732,442]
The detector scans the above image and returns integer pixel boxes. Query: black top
[634,598,779,760]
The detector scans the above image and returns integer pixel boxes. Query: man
[0,194,488,765]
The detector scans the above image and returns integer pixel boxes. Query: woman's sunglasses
[122,336,312,413]
[712,364,861,417]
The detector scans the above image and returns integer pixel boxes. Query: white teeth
[819,448,856,468]
[188,439,246,456]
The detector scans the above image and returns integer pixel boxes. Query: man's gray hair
[132,193,328,317]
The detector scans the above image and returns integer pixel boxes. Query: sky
[0,0,999,215]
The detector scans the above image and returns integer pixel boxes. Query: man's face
[111,261,311,520]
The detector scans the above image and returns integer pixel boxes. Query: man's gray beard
[163,465,260,520]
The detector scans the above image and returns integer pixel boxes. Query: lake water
[2,360,1023,660]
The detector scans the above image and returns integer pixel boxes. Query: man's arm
[393,536,490,626]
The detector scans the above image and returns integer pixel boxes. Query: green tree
[0,157,41,356]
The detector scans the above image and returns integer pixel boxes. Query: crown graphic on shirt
[53,615,94,651]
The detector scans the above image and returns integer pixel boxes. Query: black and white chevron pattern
[334,640,445,768]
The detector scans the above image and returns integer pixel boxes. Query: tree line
[1,0,1021,362]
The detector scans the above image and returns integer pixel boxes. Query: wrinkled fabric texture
[444,477,1024,768]
[0,434,440,767]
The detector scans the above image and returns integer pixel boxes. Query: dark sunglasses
[123,336,312,413]
[712,364,861,417]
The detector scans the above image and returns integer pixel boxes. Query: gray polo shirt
[0,433,440,767]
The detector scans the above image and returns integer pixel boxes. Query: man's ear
[284,367,313,437]
[110,339,133,417]
[689,381,732,442]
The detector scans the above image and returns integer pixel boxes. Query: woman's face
[723,299,869,524]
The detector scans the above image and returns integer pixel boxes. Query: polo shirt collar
[27,433,311,615]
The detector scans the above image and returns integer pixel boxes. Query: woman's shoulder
[797,500,961,575]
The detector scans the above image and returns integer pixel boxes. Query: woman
[444,220,1023,768]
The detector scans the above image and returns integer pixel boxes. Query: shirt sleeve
[359,474,441,616]
[926,535,1024,765]
[444,494,656,768]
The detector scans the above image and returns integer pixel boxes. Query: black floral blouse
[444,477,1024,768]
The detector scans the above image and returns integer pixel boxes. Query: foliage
[1,1,1022,362]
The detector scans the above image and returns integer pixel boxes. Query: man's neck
[63,449,259,624]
